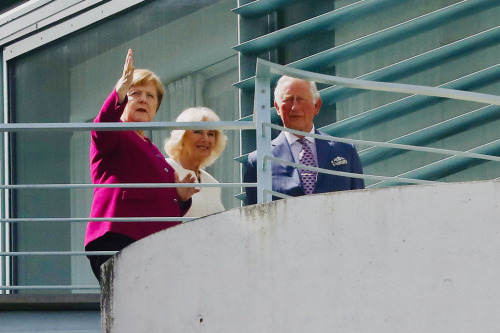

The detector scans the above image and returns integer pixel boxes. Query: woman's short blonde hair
[164,107,227,168]
[132,69,164,110]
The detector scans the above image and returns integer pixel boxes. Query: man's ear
[314,98,322,115]
[274,101,281,115]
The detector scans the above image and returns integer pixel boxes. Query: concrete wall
[102,181,500,332]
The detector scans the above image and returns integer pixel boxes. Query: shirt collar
[284,126,316,145]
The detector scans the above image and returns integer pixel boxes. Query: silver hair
[274,76,320,103]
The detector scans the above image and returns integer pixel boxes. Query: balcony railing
[251,59,500,201]
[1,59,500,293]
[0,122,254,293]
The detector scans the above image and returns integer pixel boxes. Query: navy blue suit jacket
[244,130,364,205]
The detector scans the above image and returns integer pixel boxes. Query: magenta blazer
[85,90,188,246]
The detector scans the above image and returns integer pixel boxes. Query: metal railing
[1,59,500,292]
[0,121,254,293]
[252,59,500,202]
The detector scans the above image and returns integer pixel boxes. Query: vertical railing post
[0,51,7,293]
[254,60,272,203]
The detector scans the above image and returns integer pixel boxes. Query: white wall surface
[102,181,500,332]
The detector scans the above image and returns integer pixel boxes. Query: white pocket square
[331,156,348,167]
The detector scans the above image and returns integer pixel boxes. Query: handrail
[234,51,500,126]
[369,138,500,188]
[0,251,116,256]
[267,123,500,163]
[256,59,500,105]
[319,26,500,106]
[0,121,255,293]
[0,217,194,223]
[320,63,500,136]
[252,58,500,204]
[0,285,99,290]
[359,105,500,166]
[265,155,437,186]
[2,59,500,293]
[0,182,255,189]
[0,121,255,132]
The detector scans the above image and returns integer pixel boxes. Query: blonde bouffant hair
[164,107,227,168]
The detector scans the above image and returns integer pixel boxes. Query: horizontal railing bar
[319,26,500,105]
[266,123,500,163]
[263,189,291,200]
[320,63,500,136]
[0,217,195,223]
[235,192,246,201]
[359,104,500,166]
[239,61,500,131]
[264,155,438,185]
[0,182,256,190]
[234,153,249,163]
[0,121,255,132]
[0,251,117,256]
[0,285,99,290]
[259,59,500,106]
[369,139,500,187]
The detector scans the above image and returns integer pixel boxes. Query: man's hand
[175,172,200,202]
[115,49,135,104]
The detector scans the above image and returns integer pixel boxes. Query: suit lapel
[315,131,332,170]
[272,132,301,187]
[314,130,335,193]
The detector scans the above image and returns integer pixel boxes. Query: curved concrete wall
[102,181,500,332]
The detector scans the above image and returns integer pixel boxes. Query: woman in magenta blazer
[85,49,197,280]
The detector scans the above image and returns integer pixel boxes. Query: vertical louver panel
[235,0,500,189]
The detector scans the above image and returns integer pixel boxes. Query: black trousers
[85,232,136,281]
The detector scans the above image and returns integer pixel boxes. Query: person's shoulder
[165,157,182,171]
[247,131,287,163]
[94,89,125,124]
[317,131,355,150]
[247,150,257,162]
[272,131,288,145]
[199,169,219,183]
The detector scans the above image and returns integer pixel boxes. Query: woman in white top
[164,107,227,217]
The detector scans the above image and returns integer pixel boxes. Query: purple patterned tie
[299,138,317,195]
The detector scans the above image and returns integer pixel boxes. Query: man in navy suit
[244,75,364,205]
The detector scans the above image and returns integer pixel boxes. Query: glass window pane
[8,0,238,292]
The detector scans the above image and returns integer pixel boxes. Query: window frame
[0,0,147,293]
